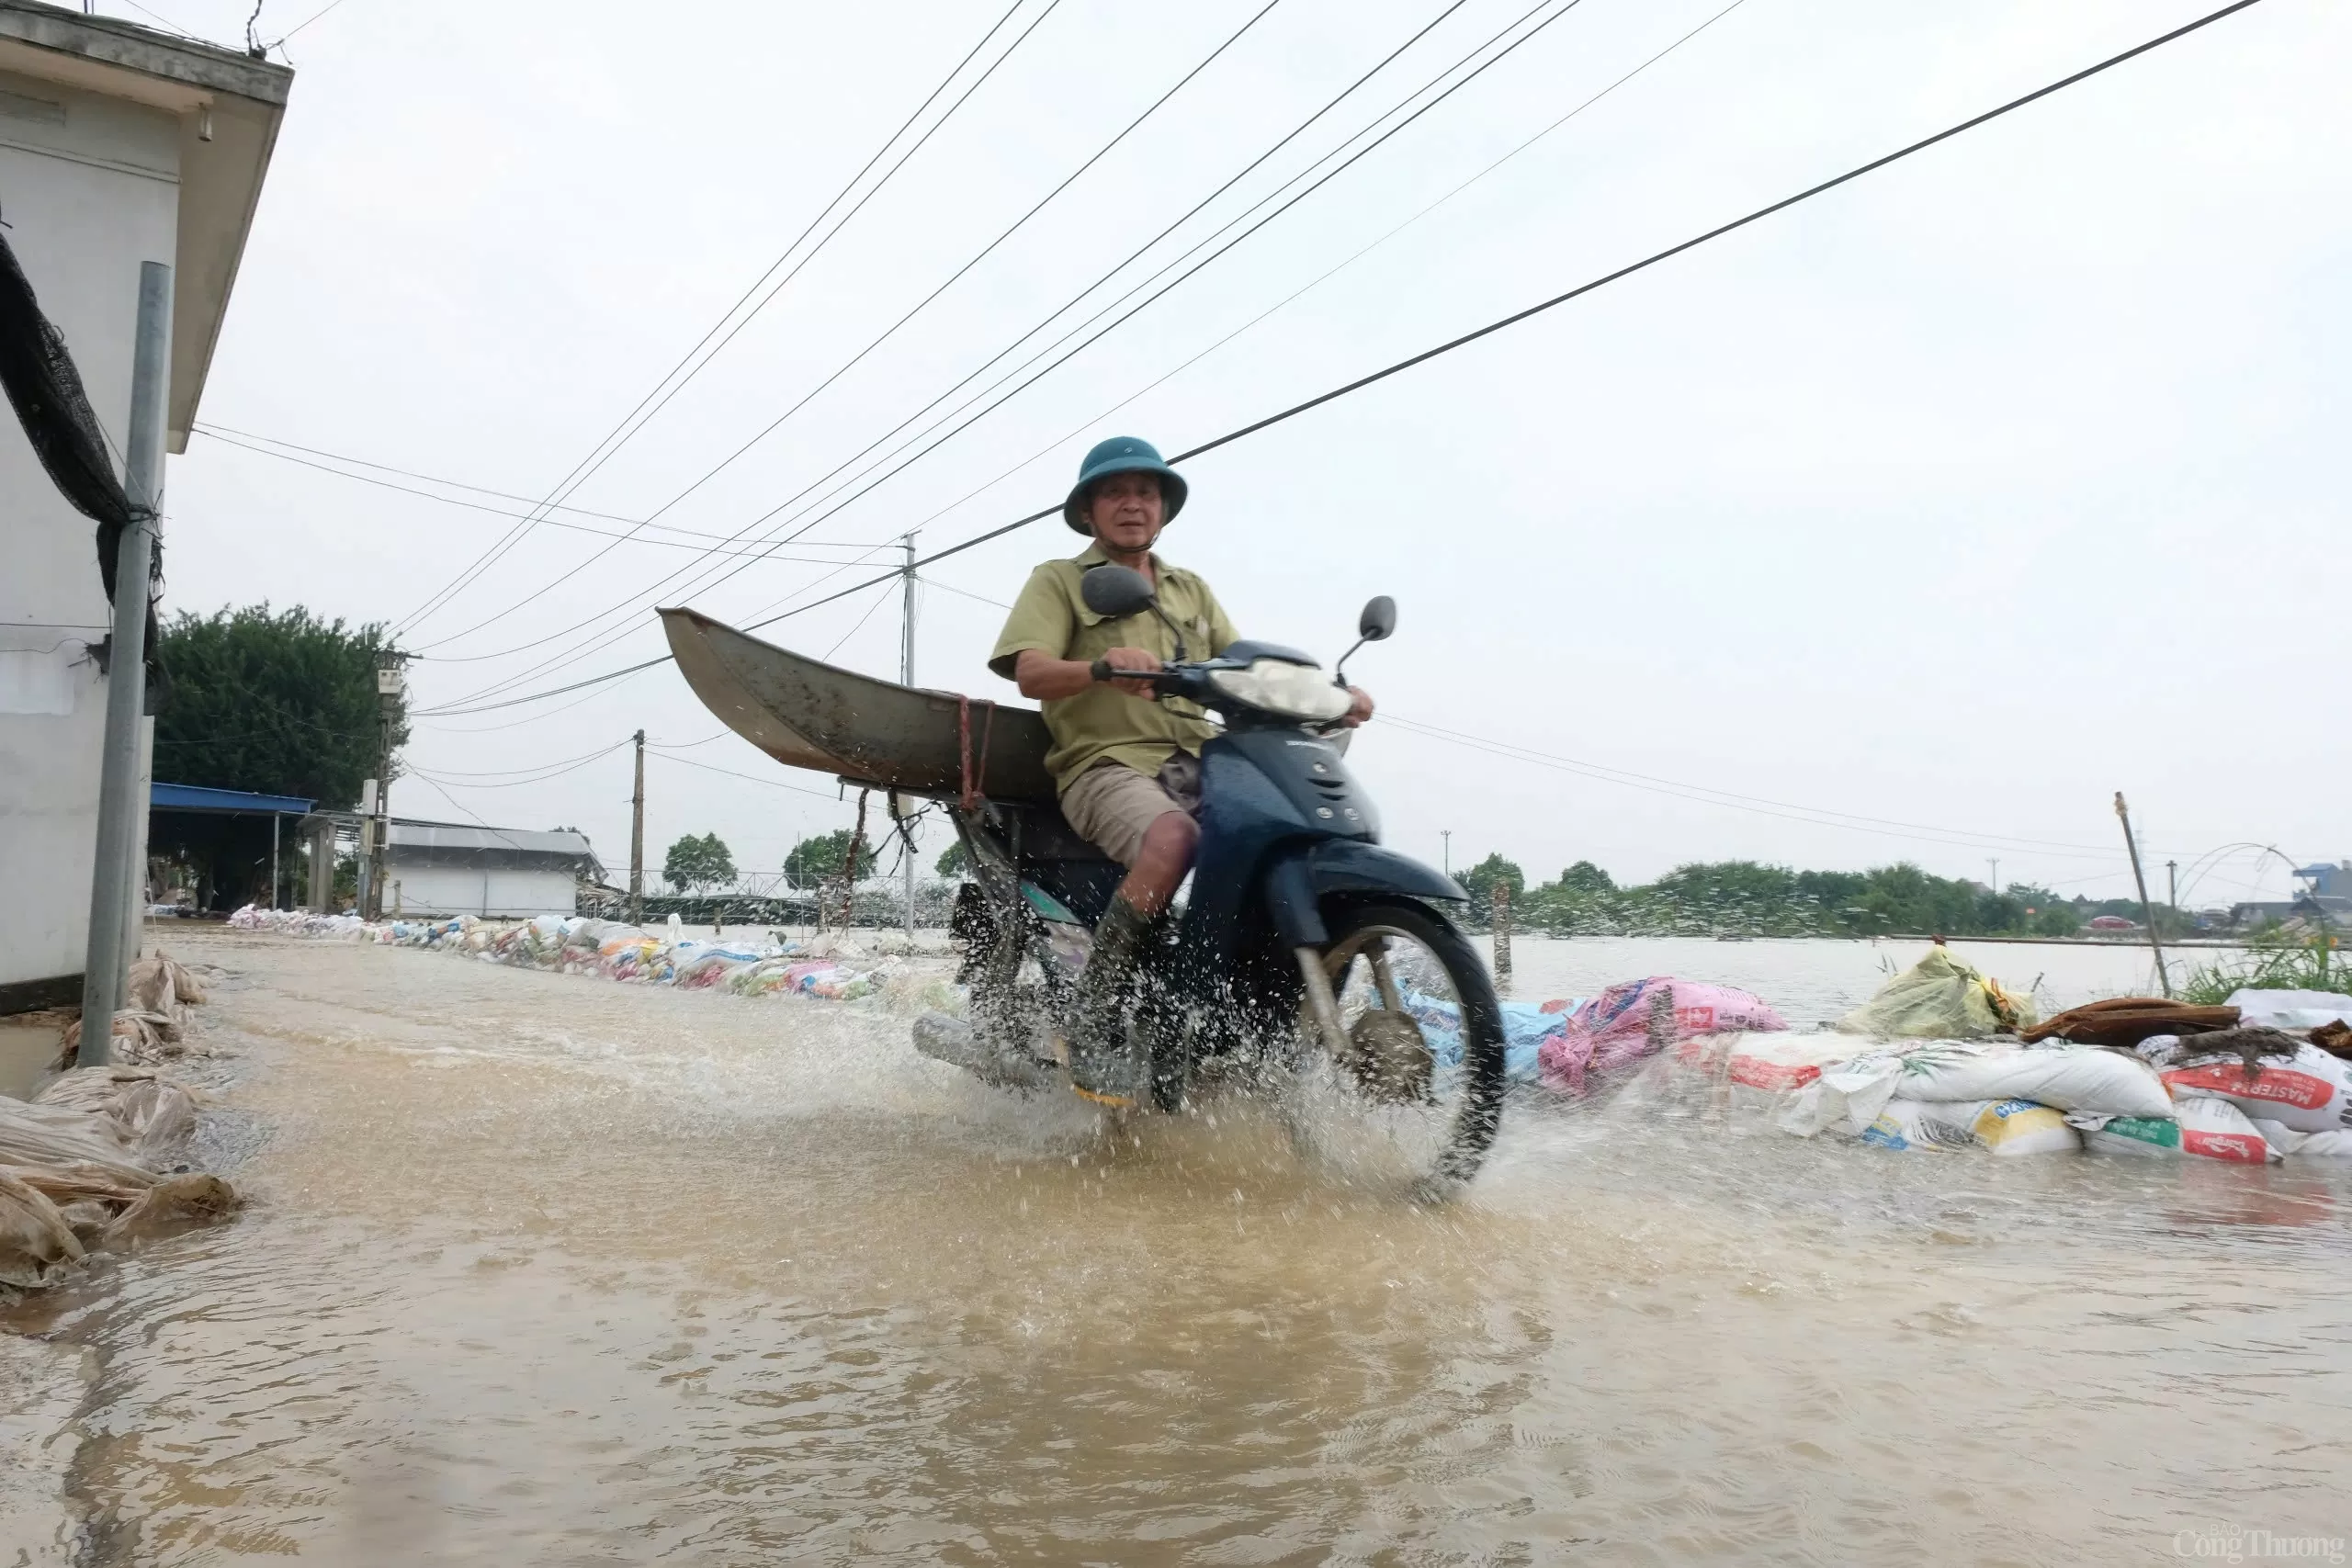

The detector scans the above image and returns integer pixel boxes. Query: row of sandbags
[227,906,908,1007]
[1668,1022,2352,1164]
[1,1068,238,1290]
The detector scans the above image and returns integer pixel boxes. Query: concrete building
[0,6,289,1010]
[381,822,602,919]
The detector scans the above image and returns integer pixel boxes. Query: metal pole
[1441,830,1451,877]
[270,814,280,909]
[79,261,173,1066]
[2114,792,2171,998]
[2166,859,2178,926]
[629,728,646,926]
[900,534,917,942]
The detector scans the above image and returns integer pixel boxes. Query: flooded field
[6,927,2348,1564]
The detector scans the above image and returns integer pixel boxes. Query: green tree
[786,829,877,886]
[153,604,405,807]
[1458,852,1524,925]
[662,832,736,891]
[1557,860,1614,894]
[936,840,970,879]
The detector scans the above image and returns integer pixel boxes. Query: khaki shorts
[1059,752,1203,867]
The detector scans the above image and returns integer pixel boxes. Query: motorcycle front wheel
[1283,899,1508,1197]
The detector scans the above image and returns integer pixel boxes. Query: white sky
[130,0,2346,906]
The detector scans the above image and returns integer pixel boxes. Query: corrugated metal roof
[386,823,593,858]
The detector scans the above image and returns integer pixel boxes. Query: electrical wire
[915,575,1013,612]
[820,580,899,661]
[390,0,1046,640]
[408,0,1593,706]
[192,429,910,562]
[411,0,2266,716]
[645,749,852,803]
[413,0,1287,666]
[420,0,1571,693]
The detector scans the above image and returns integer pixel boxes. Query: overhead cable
[426,0,1576,692]
[412,0,1270,656]
[411,0,2265,716]
[390,0,1044,640]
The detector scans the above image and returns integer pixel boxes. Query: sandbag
[1836,948,2036,1039]
[102,1173,238,1246]
[1883,1041,2174,1120]
[0,1172,84,1289]
[2226,989,2352,1032]
[2075,1097,2274,1163]
[1538,978,1787,1090]
[0,1096,152,1186]
[2251,1121,2352,1159]
[35,1069,200,1167]
[2157,1040,2352,1134]
[1858,1098,2080,1155]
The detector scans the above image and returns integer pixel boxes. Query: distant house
[0,6,290,1010]
[381,821,601,919]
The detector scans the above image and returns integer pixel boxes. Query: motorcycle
[912,566,1509,1191]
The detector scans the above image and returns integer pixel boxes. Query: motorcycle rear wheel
[1283,899,1508,1196]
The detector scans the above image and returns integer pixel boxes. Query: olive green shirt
[989,544,1241,794]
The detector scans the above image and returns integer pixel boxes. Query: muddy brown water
[6,929,2350,1564]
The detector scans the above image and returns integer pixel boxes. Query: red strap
[958,694,995,812]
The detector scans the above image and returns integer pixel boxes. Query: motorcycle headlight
[1205,658,1352,722]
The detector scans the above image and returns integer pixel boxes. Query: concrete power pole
[630,728,646,926]
[78,260,173,1066]
[900,533,917,942]
[369,653,404,919]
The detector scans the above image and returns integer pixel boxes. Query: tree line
[1453,853,2185,939]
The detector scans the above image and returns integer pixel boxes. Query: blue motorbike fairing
[1307,839,1469,903]
[1179,731,1455,964]
[1261,840,1470,948]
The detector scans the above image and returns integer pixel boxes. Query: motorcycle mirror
[1080,564,1157,619]
[1334,594,1396,685]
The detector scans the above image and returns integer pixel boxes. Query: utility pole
[369,652,404,919]
[1986,858,2000,899]
[79,260,173,1066]
[2114,792,2171,998]
[2166,859,2178,927]
[629,728,646,926]
[1441,830,1452,877]
[900,533,918,942]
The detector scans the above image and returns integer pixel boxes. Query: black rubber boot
[1063,896,1153,1107]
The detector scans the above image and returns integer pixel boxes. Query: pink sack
[1537,977,1788,1092]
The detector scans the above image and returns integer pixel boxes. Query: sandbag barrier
[3,953,239,1295]
[224,907,953,1012]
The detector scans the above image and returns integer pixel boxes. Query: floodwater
[7,928,2350,1565]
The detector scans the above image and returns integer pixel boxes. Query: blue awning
[151,782,315,815]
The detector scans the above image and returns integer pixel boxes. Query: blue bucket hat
[1062,435,1187,535]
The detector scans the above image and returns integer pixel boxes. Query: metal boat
[657,607,1057,805]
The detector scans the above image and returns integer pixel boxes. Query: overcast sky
[125,0,2346,905]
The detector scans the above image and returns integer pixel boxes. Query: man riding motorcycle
[989,435,1374,1106]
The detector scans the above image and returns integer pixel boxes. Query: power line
[645,749,850,803]
[414,0,1289,668]
[412,0,2266,716]
[410,0,1594,707]
[390,0,1045,640]
[424,0,1577,696]
[194,426,909,562]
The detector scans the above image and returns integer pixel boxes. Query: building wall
[387,864,580,919]
[0,67,181,995]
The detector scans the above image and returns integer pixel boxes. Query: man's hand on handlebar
[1091,645,1164,700]
[1342,685,1374,728]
